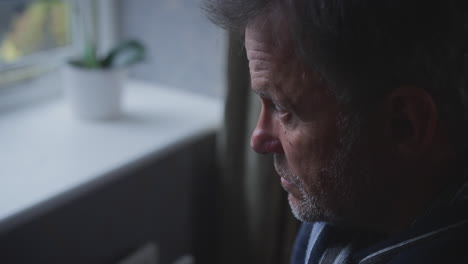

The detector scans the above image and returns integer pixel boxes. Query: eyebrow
[252,86,273,100]
[252,85,294,111]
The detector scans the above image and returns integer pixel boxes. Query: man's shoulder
[290,215,468,264]
[384,219,468,264]
[358,200,468,264]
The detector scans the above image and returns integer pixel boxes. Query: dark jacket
[290,181,468,264]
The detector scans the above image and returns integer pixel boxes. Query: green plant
[69,0,145,69]
[69,40,145,69]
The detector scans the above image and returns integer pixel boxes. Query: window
[0,0,71,86]
[0,0,70,66]
[0,0,118,110]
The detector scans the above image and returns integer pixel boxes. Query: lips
[280,177,295,192]
[280,176,304,200]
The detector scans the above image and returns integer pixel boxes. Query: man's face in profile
[246,17,383,226]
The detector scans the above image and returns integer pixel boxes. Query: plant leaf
[83,38,100,68]
[101,40,145,68]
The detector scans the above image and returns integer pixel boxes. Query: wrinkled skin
[246,18,368,224]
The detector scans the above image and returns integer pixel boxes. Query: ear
[384,85,438,158]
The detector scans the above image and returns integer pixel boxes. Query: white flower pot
[62,64,126,120]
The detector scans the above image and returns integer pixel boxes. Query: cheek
[280,129,319,174]
[280,122,340,179]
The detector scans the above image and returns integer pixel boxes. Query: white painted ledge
[0,80,223,233]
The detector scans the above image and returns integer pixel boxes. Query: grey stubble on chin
[273,154,323,222]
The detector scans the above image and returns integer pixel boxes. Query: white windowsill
[0,80,222,233]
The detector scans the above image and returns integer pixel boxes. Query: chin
[288,193,315,222]
[288,192,338,223]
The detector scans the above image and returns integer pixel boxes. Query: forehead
[245,18,294,82]
[245,18,334,115]
[245,17,272,45]
[245,18,303,95]
[245,15,291,61]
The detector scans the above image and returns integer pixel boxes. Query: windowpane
[0,0,70,66]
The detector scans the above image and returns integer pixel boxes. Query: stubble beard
[274,111,368,224]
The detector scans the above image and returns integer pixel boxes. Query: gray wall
[119,0,227,98]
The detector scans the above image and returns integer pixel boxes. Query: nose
[250,109,284,154]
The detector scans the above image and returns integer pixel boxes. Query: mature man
[205,0,468,263]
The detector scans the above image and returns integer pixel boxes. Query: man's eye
[273,104,292,122]
[274,104,284,112]
[273,103,287,114]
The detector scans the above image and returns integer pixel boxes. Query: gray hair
[204,0,468,154]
